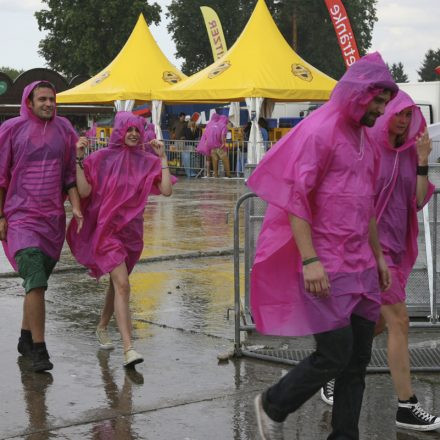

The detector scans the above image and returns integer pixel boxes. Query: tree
[387,62,408,83]
[166,0,377,79]
[35,0,161,78]
[0,67,25,80]
[418,49,440,82]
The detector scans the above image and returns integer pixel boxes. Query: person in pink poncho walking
[0,81,84,372]
[67,112,173,368]
[197,113,231,177]
[321,91,440,431]
[248,53,397,440]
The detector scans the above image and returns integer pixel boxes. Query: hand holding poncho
[247,53,398,337]
[67,112,165,279]
[0,81,77,270]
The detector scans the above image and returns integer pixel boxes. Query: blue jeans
[262,314,375,440]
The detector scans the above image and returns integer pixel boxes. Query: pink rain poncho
[196,114,228,155]
[371,90,434,285]
[144,123,156,144]
[0,81,77,270]
[67,112,164,279]
[246,53,398,337]
[143,123,157,155]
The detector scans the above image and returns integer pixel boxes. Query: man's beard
[360,112,380,127]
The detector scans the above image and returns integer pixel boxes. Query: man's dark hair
[179,112,186,117]
[28,81,56,102]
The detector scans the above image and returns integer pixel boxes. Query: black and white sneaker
[320,379,334,406]
[396,396,440,431]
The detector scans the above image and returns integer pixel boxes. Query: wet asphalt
[1,178,440,440]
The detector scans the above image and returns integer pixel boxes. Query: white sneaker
[124,348,144,368]
[254,394,284,440]
[96,327,114,350]
[320,379,334,405]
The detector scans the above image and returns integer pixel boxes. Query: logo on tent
[163,71,182,84]
[208,61,231,79]
[291,64,313,82]
[92,71,110,85]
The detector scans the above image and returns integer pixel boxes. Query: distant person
[247,53,396,440]
[210,115,231,178]
[67,112,173,368]
[171,112,187,141]
[0,80,83,372]
[258,117,269,143]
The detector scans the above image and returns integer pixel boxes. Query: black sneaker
[31,348,54,372]
[396,397,440,431]
[320,379,334,405]
[17,337,33,358]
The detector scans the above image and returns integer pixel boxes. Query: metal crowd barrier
[233,182,440,371]
[83,136,275,178]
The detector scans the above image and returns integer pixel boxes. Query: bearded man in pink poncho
[0,81,83,372]
[248,53,398,440]
[67,112,173,368]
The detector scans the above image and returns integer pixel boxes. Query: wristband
[302,256,320,266]
[417,165,428,176]
[76,157,84,170]
[161,166,169,169]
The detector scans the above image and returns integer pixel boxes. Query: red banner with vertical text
[324,0,360,69]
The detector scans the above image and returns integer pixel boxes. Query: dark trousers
[262,314,375,440]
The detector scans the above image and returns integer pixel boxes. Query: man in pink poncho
[67,112,173,368]
[0,81,83,372]
[248,53,397,440]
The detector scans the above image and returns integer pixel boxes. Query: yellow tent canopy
[57,14,186,104]
[156,0,336,103]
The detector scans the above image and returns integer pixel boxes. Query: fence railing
[84,137,275,178]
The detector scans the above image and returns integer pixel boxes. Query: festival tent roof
[156,0,336,103]
[57,14,186,104]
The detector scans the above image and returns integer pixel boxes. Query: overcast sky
[0,0,439,82]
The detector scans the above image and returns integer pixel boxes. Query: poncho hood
[330,52,398,124]
[20,80,57,122]
[108,112,146,150]
[369,90,425,154]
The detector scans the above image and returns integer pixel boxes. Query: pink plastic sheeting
[196,113,228,156]
[246,53,398,337]
[67,112,165,279]
[371,90,434,285]
[0,81,77,270]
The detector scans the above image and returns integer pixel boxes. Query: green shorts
[15,248,57,294]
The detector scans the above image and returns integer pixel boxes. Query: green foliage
[387,62,409,83]
[35,0,161,78]
[0,66,25,80]
[418,49,440,82]
[167,0,377,79]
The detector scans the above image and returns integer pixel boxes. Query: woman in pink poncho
[67,112,173,368]
[371,91,439,430]
[197,114,230,177]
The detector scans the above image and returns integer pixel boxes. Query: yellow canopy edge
[157,0,336,102]
[57,14,186,104]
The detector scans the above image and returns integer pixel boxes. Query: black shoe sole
[33,361,54,372]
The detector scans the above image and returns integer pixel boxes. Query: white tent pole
[114,100,135,112]
[152,100,164,140]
